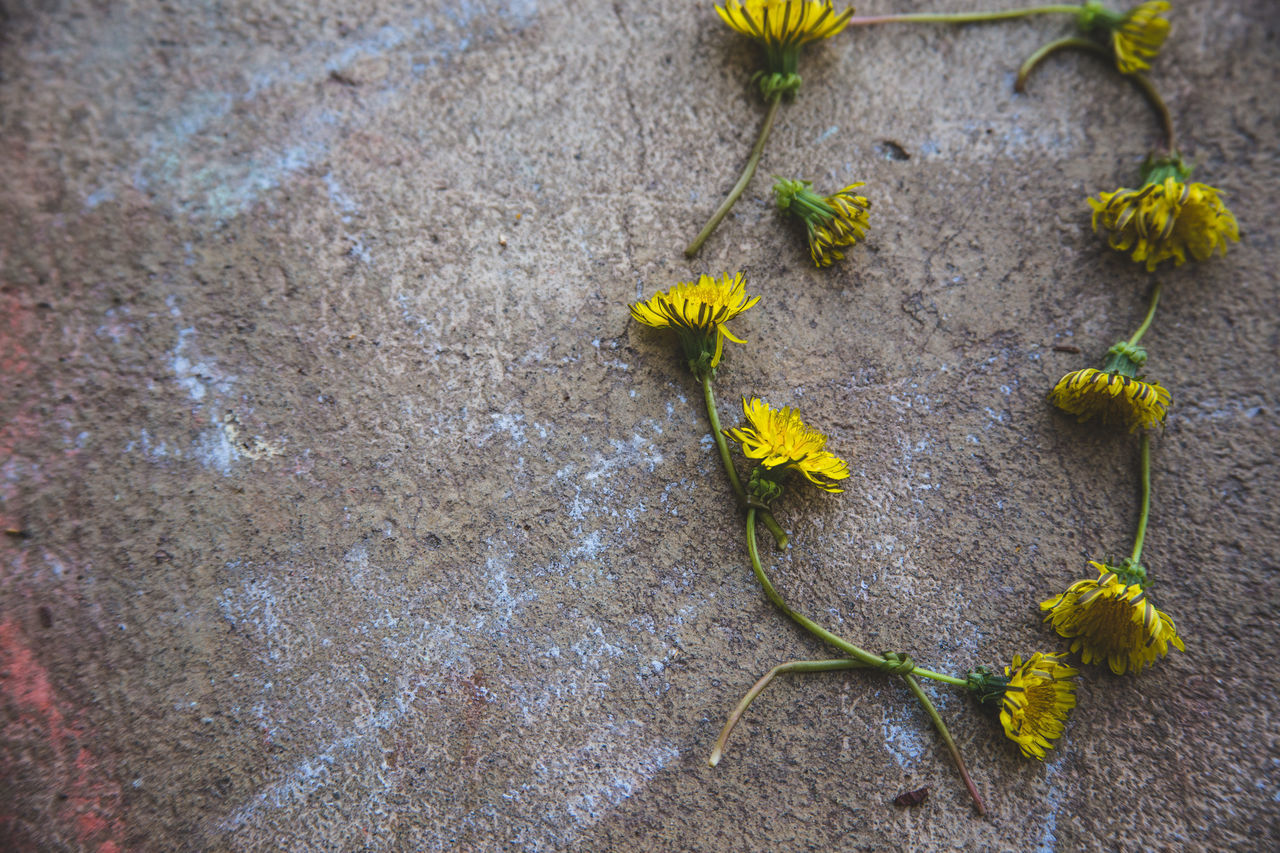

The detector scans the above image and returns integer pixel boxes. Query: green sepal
[1100,340,1147,377]
[1101,557,1149,589]
[746,465,786,507]
[965,666,1010,705]
[1141,151,1193,187]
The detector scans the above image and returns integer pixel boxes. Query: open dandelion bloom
[1042,561,1185,675]
[774,177,871,267]
[630,272,760,374]
[724,397,850,492]
[1049,367,1171,431]
[1089,177,1239,271]
[717,1,854,96]
[996,653,1078,760]
[1076,1,1170,74]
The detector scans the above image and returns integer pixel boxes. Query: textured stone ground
[1,1,1277,850]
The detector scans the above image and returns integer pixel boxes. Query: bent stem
[745,509,966,687]
[848,5,1079,26]
[1015,37,1176,151]
[1127,281,1161,348]
[685,92,783,257]
[703,374,788,548]
[708,659,863,767]
[1131,433,1151,565]
[901,674,986,815]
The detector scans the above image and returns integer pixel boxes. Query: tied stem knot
[877,652,916,675]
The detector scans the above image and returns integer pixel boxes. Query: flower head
[970,653,1078,760]
[716,1,854,97]
[774,177,871,267]
[629,272,759,375]
[1049,367,1171,431]
[724,397,850,493]
[1042,561,1185,675]
[1089,177,1239,271]
[1077,1,1171,75]
[1111,1,1171,74]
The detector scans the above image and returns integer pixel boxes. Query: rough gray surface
[1,0,1277,850]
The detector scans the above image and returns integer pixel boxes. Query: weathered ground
[1,1,1277,850]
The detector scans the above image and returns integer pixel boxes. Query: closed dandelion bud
[968,653,1078,760]
[1077,0,1172,74]
[774,177,871,267]
[716,0,854,99]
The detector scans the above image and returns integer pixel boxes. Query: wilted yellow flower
[717,1,854,97]
[774,177,871,267]
[1042,561,1185,675]
[1049,367,1171,431]
[996,653,1078,760]
[1089,177,1239,271]
[1111,1,1171,73]
[629,272,760,373]
[724,397,850,492]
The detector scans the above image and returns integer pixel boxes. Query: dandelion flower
[724,397,850,492]
[630,272,760,375]
[996,653,1079,760]
[716,1,854,97]
[774,177,871,267]
[1049,367,1171,431]
[1089,177,1239,271]
[1110,1,1171,74]
[1042,561,1185,675]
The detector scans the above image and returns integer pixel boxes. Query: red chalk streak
[0,622,128,849]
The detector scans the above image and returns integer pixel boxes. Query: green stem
[1127,282,1161,348]
[685,92,783,258]
[848,5,1080,26]
[708,659,864,767]
[901,673,987,816]
[703,373,746,503]
[745,510,967,687]
[703,375,789,548]
[1015,37,1177,152]
[1131,433,1151,565]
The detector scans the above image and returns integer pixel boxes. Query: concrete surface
[1,0,1277,849]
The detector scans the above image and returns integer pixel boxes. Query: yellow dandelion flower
[774,177,871,267]
[717,1,854,97]
[1049,367,1171,431]
[1042,561,1185,675]
[996,653,1078,760]
[1110,1,1171,74]
[629,272,760,374]
[1089,177,1239,271]
[724,397,850,492]
[717,0,853,47]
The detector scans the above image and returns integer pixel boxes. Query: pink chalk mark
[0,621,128,849]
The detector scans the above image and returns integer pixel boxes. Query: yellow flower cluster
[1089,177,1240,271]
[716,0,853,50]
[998,653,1079,760]
[1042,562,1185,675]
[1048,367,1171,431]
[1110,0,1172,74]
[629,272,759,370]
[724,397,850,492]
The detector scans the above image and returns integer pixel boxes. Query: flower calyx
[746,465,786,508]
[1141,150,1193,187]
[1100,340,1148,377]
[753,70,803,100]
[965,665,1010,705]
